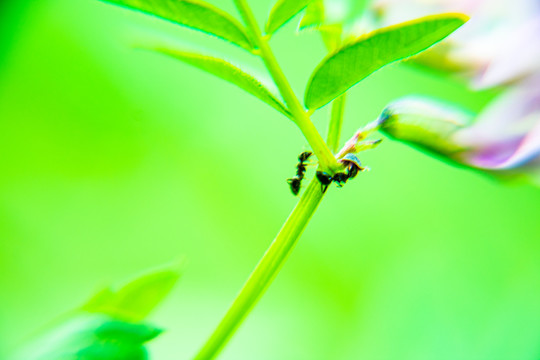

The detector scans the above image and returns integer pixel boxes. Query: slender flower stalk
[193,178,326,360]
[192,3,351,359]
[194,83,358,359]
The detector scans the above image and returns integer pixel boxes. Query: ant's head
[316,171,333,185]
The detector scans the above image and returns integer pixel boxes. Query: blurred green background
[2,1,540,359]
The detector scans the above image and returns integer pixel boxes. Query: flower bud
[377,85,540,184]
[378,96,473,157]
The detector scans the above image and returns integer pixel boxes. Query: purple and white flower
[369,0,540,184]
[378,75,540,183]
[371,0,540,89]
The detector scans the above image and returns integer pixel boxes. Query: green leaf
[82,266,181,322]
[304,13,469,110]
[377,95,474,156]
[155,47,292,118]
[108,268,180,322]
[265,0,316,35]
[95,321,163,343]
[77,342,148,360]
[102,0,254,51]
[81,287,116,312]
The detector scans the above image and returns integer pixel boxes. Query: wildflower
[371,0,540,89]
[377,75,540,183]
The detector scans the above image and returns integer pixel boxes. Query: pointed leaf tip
[304,13,469,110]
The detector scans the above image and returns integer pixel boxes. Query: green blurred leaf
[377,95,474,156]
[155,47,292,118]
[304,13,469,110]
[101,0,255,51]
[11,315,161,360]
[78,320,160,360]
[82,288,116,312]
[83,267,181,322]
[108,268,180,322]
[265,0,315,35]
[77,341,147,360]
[94,321,162,343]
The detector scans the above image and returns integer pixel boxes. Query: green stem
[193,178,325,360]
[193,3,349,359]
[233,0,339,173]
[326,94,347,153]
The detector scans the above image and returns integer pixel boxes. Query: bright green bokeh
[1,1,540,359]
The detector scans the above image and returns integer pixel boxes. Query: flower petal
[473,17,540,89]
[497,121,540,169]
[455,76,540,168]
[372,0,540,88]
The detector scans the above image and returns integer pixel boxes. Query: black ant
[315,171,339,193]
[287,151,313,196]
[296,151,312,178]
[315,171,348,192]
[316,154,364,193]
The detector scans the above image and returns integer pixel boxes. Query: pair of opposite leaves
[102,0,468,116]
